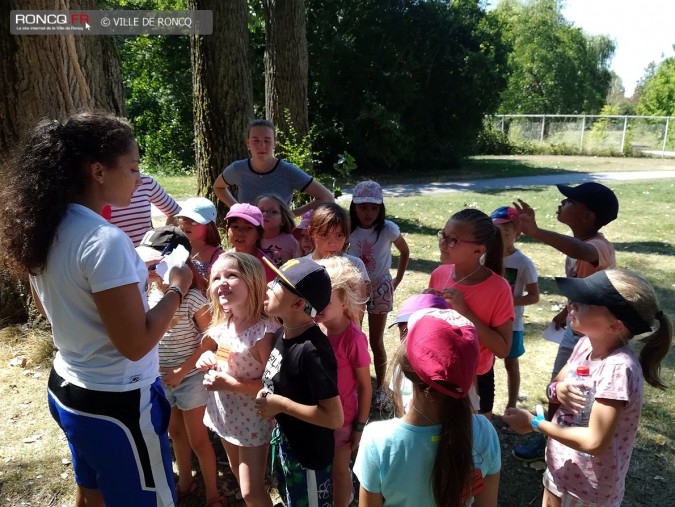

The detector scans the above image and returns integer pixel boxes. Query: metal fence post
[580,115,586,152]
[500,115,505,133]
[662,117,670,157]
[540,115,546,143]
[620,116,628,153]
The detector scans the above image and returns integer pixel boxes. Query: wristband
[166,285,184,305]
[352,420,367,432]
[547,382,559,403]
[531,404,545,433]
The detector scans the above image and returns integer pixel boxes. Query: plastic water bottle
[566,365,595,457]
[571,366,595,427]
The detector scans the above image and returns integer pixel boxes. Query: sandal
[176,479,198,500]
[205,495,225,507]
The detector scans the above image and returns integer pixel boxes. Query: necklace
[283,321,315,331]
[446,264,483,289]
[411,404,438,425]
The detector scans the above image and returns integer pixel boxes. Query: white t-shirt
[503,248,538,331]
[31,204,156,391]
[348,220,401,281]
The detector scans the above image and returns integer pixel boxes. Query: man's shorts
[47,368,176,507]
[161,371,208,411]
[507,330,525,359]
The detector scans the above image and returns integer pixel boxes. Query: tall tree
[262,0,309,139]
[636,56,675,117]
[188,0,253,208]
[0,0,125,156]
[495,0,614,114]
[0,0,125,324]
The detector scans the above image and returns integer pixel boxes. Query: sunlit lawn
[1,161,673,506]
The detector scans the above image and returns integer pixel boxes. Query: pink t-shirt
[261,233,298,267]
[428,264,514,375]
[565,233,615,279]
[327,321,372,426]
[547,337,643,505]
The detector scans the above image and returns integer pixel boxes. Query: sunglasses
[436,231,482,248]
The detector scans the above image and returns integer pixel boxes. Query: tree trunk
[262,0,309,139]
[0,0,125,325]
[0,0,125,157]
[189,0,252,214]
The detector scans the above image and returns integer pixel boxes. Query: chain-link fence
[488,114,674,156]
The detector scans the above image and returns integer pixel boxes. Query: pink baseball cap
[292,210,314,239]
[225,203,263,227]
[389,293,449,328]
[406,308,479,399]
[352,180,383,204]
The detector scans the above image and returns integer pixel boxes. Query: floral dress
[204,319,279,446]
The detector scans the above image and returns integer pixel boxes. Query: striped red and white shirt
[109,175,181,246]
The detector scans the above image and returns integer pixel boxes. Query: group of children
[132,118,671,507]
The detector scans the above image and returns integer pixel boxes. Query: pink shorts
[334,425,352,449]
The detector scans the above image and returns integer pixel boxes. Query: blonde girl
[348,180,410,407]
[428,208,514,418]
[196,252,279,507]
[505,269,672,506]
[315,256,372,507]
[253,193,298,267]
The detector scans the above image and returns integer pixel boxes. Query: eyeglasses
[436,231,481,248]
[260,209,281,216]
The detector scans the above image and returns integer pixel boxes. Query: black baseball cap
[555,270,652,335]
[263,256,332,314]
[556,182,619,228]
[138,226,192,255]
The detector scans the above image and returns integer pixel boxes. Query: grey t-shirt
[221,158,313,206]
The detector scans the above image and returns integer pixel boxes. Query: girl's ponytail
[639,310,673,389]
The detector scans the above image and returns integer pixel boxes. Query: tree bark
[262,0,309,139]
[189,0,252,213]
[0,0,125,325]
[0,0,125,157]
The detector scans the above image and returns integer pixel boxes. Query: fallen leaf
[654,434,667,446]
[60,472,69,479]
[654,475,664,481]
[9,356,27,367]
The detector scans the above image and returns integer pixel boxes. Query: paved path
[338,170,675,199]
[154,170,675,216]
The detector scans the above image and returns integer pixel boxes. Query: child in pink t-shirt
[315,256,372,507]
[504,269,672,506]
[428,208,514,418]
[253,194,298,267]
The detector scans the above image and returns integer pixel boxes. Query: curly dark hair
[0,111,135,276]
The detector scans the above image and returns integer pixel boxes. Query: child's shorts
[507,330,525,359]
[161,371,208,411]
[543,469,620,507]
[367,274,394,314]
[47,368,176,507]
[278,435,333,507]
[334,424,352,449]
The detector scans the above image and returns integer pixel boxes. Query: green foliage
[305,0,508,171]
[495,0,614,114]
[637,57,675,117]
[102,0,194,175]
[276,110,316,173]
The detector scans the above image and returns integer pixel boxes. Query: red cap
[406,309,479,398]
[576,366,590,376]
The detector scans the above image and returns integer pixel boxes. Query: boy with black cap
[255,257,343,507]
[513,181,618,461]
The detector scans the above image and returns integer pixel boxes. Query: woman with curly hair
[0,111,193,507]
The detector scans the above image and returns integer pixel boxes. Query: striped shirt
[110,175,181,246]
[150,288,209,378]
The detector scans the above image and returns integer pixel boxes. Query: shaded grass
[1,176,673,506]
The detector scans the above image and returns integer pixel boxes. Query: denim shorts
[161,371,208,411]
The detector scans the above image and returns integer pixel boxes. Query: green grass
[1,161,674,506]
[154,155,675,196]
